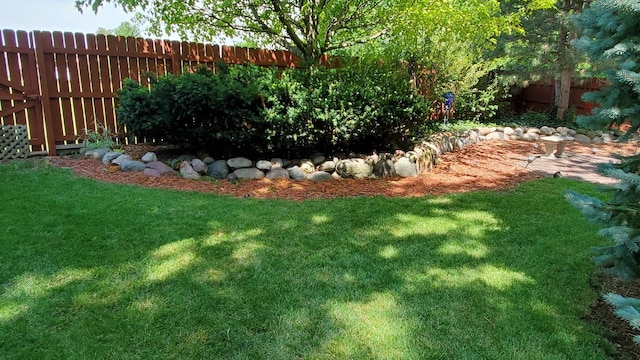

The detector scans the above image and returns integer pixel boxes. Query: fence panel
[2,29,310,155]
[0,30,47,154]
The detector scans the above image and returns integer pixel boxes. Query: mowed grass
[0,160,614,359]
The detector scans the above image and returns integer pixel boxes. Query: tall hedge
[117,62,429,157]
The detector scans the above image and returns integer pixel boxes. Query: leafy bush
[117,62,429,157]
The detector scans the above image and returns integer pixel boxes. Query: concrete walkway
[519,142,638,186]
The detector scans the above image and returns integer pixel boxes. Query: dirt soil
[47,139,640,358]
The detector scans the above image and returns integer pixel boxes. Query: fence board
[75,33,94,133]
[0,30,16,126]
[64,33,85,139]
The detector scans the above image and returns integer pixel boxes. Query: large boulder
[299,160,316,174]
[317,160,336,172]
[233,168,265,180]
[227,157,252,169]
[287,166,307,180]
[202,156,215,165]
[144,161,178,177]
[266,168,290,179]
[141,152,157,163]
[84,147,110,160]
[207,160,230,179]
[574,134,592,144]
[102,151,122,164]
[270,158,284,168]
[485,132,507,140]
[540,126,555,135]
[112,154,132,166]
[374,159,397,178]
[394,157,418,177]
[180,161,201,180]
[309,153,326,165]
[256,160,272,171]
[120,160,146,172]
[191,158,208,174]
[335,159,373,179]
[307,171,333,182]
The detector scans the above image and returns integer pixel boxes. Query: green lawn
[0,160,614,359]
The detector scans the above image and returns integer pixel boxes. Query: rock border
[83,125,630,182]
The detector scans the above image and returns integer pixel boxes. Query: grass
[0,160,615,359]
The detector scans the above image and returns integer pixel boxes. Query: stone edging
[83,125,630,182]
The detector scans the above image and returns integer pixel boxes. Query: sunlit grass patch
[0,162,614,359]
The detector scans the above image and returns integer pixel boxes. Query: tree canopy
[76,0,395,64]
[96,21,142,37]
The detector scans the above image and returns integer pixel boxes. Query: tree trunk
[556,69,572,121]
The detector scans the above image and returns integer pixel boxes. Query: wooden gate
[0,30,48,155]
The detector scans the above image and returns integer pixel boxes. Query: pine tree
[572,0,640,135]
[570,0,640,346]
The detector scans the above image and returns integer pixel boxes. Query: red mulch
[46,139,640,358]
[48,140,546,200]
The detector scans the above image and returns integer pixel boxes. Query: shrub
[117,62,429,157]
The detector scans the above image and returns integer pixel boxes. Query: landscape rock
[522,133,540,142]
[141,152,157,163]
[266,168,290,179]
[270,158,284,168]
[144,161,177,177]
[540,126,555,135]
[394,157,418,177]
[514,128,524,137]
[203,156,215,165]
[374,159,396,178]
[256,160,272,171]
[503,127,515,136]
[336,159,373,179]
[233,168,265,180]
[179,161,201,180]
[112,154,132,166]
[307,171,334,182]
[477,127,496,136]
[227,157,252,169]
[574,134,592,144]
[102,151,122,164]
[310,153,326,165]
[287,166,307,180]
[601,133,615,143]
[84,147,110,159]
[592,136,604,144]
[486,132,508,140]
[299,160,316,174]
[207,160,230,179]
[120,160,146,172]
[317,160,336,172]
[191,158,208,174]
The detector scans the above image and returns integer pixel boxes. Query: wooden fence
[510,78,606,116]
[0,29,323,156]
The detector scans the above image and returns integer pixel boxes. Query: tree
[352,0,555,120]
[96,21,142,37]
[573,0,640,134]
[76,0,395,65]
[496,0,590,121]
[568,0,640,346]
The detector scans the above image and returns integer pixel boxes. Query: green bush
[117,62,429,157]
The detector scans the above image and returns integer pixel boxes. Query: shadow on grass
[0,163,612,359]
